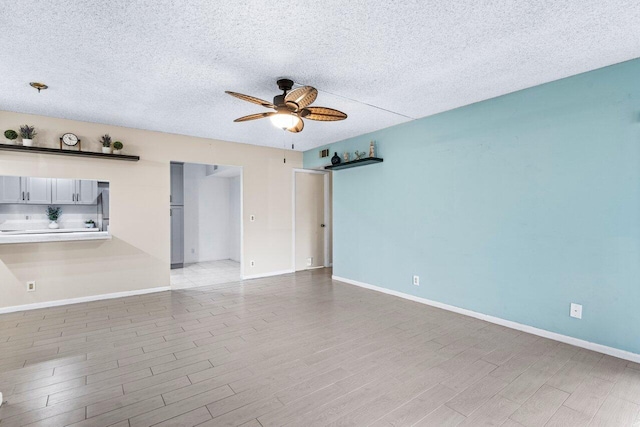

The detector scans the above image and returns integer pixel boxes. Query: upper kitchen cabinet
[0,177,51,204]
[24,178,52,204]
[76,180,98,205]
[52,179,98,204]
[52,179,75,204]
[0,176,22,203]
[170,162,184,206]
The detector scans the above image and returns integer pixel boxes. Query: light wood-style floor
[0,269,639,427]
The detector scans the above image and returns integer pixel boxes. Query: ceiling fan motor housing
[273,94,286,107]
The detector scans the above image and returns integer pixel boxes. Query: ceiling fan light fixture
[270,112,301,130]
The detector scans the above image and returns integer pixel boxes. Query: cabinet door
[170,206,184,268]
[76,180,98,205]
[24,178,52,204]
[170,163,184,206]
[52,179,76,204]
[0,176,23,203]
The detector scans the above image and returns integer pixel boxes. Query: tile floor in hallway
[0,269,639,426]
[170,260,241,289]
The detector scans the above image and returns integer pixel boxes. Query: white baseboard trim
[332,275,640,364]
[242,269,294,280]
[0,286,171,314]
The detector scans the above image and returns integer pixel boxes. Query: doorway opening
[170,162,243,288]
[293,169,331,271]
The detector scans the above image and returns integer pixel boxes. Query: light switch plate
[27,281,36,292]
[570,303,582,319]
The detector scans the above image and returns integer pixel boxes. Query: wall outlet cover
[250,215,255,222]
[306,257,313,266]
[570,303,582,319]
[250,260,255,267]
[413,275,419,286]
[27,281,36,292]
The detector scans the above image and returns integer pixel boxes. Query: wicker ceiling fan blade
[286,118,304,133]
[300,106,347,121]
[225,91,276,109]
[233,112,276,122]
[284,86,318,111]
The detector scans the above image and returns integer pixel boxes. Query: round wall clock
[62,133,79,146]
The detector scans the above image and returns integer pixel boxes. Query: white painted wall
[183,163,241,263]
[229,176,241,262]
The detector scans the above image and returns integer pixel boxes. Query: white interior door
[295,172,325,271]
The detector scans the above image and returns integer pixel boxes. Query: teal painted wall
[304,59,640,355]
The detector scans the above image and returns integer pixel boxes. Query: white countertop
[0,231,111,244]
[0,227,100,235]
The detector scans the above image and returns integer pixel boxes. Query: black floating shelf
[324,157,383,171]
[0,144,140,162]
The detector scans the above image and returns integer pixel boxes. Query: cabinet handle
[170,209,172,217]
[72,194,75,202]
[76,193,79,202]
[22,191,25,201]
[27,192,30,201]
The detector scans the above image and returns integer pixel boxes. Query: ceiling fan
[225,79,347,133]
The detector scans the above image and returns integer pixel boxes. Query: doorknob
[320,224,326,228]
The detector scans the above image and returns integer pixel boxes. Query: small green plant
[99,134,112,147]
[4,130,18,140]
[113,141,123,150]
[19,125,36,139]
[85,219,95,224]
[46,206,62,221]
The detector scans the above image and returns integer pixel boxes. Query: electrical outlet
[26,281,36,292]
[413,275,419,286]
[570,303,582,319]
[306,257,313,266]
[250,215,255,222]
[250,260,255,267]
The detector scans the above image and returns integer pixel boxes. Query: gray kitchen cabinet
[52,179,97,205]
[170,206,184,268]
[0,176,51,204]
[170,162,184,206]
[76,180,98,205]
[0,176,23,203]
[24,178,52,204]
[52,179,75,204]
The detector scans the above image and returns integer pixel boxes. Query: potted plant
[100,134,112,154]
[4,130,18,145]
[46,206,62,229]
[19,125,37,146]
[84,219,95,228]
[113,141,123,154]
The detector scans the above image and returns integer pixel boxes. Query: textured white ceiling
[1,1,639,151]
